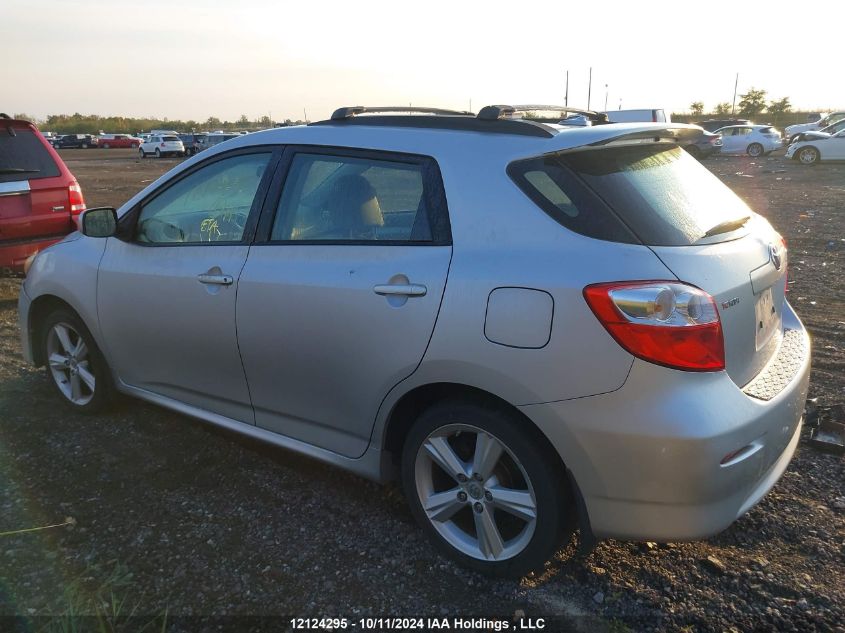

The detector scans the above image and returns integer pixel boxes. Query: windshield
[509,145,753,246]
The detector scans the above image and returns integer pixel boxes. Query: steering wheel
[137,217,185,243]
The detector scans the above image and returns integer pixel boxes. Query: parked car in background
[98,134,142,149]
[683,129,722,159]
[785,129,845,165]
[695,118,751,133]
[715,124,781,156]
[178,133,206,156]
[0,115,86,274]
[784,111,845,143]
[603,108,669,123]
[53,134,98,149]
[18,105,809,577]
[139,134,185,158]
[786,118,845,145]
[195,132,240,153]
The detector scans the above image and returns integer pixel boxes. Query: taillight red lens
[583,281,725,371]
[68,182,86,215]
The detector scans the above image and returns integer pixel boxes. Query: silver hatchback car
[18,105,811,577]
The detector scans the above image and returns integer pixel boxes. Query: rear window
[509,145,752,246]
[163,135,179,142]
[0,126,61,183]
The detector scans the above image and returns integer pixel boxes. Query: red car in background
[97,133,142,149]
[0,115,86,275]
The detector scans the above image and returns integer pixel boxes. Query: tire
[685,145,701,159]
[81,142,89,149]
[139,148,145,158]
[401,399,573,577]
[155,148,161,158]
[41,309,113,414]
[131,142,138,148]
[103,143,110,149]
[797,146,819,165]
[747,143,763,157]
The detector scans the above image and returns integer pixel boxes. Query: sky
[3,0,844,123]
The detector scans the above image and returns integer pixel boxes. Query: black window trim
[116,145,283,248]
[253,144,453,247]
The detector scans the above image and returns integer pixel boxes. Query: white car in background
[785,129,845,164]
[715,125,781,157]
[139,134,185,158]
[784,111,845,144]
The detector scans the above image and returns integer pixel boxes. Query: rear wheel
[41,309,112,414]
[103,143,110,149]
[401,400,573,577]
[81,142,89,149]
[131,142,138,148]
[747,143,763,157]
[797,146,819,165]
[155,148,161,158]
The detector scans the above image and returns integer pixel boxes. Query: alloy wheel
[798,147,818,165]
[46,322,95,406]
[414,424,537,561]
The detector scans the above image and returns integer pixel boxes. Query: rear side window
[162,135,179,142]
[509,145,753,246]
[270,152,450,243]
[0,127,61,183]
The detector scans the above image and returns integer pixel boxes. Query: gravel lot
[0,148,843,632]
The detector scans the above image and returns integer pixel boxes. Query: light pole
[604,84,608,111]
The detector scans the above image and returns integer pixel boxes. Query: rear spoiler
[539,123,703,157]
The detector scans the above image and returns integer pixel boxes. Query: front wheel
[139,148,146,158]
[402,400,573,577]
[42,309,112,413]
[797,146,820,165]
[103,143,110,149]
[747,142,763,157]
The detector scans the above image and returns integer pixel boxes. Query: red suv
[0,115,86,275]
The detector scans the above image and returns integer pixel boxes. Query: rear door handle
[197,273,234,286]
[373,283,427,297]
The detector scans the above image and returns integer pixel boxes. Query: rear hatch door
[559,142,785,386]
[0,121,73,244]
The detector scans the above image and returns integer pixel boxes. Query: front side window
[271,153,436,242]
[136,152,271,244]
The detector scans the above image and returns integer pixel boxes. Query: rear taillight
[68,182,86,215]
[161,142,166,147]
[583,281,725,371]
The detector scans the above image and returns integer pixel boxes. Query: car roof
[195,116,702,165]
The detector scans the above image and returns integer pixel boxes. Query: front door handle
[197,273,234,286]
[373,283,427,297]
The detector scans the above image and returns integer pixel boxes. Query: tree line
[688,89,791,118]
[8,112,307,134]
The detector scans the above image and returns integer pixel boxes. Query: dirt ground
[0,147,843,632]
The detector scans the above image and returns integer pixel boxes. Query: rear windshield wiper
[0,168,40,175]
[702,215,750,238]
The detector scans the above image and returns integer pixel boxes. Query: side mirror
[80,207,118,238]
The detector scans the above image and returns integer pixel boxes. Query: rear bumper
[0,235,67,274]
[520,302,811,541]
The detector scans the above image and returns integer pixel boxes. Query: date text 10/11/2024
[290,617,549,631]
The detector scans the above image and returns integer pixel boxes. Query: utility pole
[565,70,569,107]
[587,67,592,110]
[732,73,739,115]
[303,108,307,123]
[604,84,608,111]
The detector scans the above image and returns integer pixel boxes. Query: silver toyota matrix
[18,105,811,576]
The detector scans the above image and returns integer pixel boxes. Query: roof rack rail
[477,104,609,124]
[331,106,473,121]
